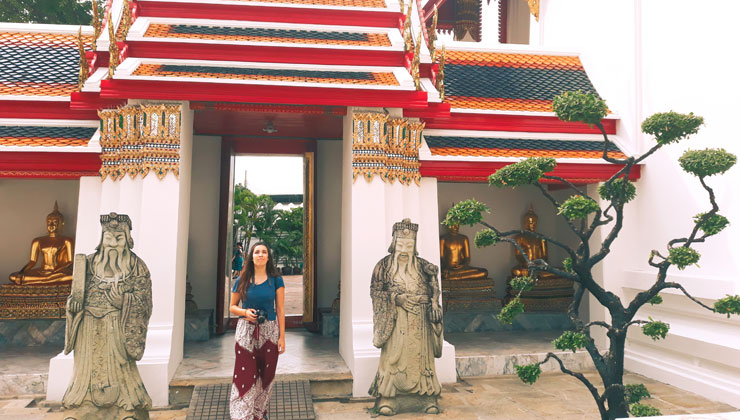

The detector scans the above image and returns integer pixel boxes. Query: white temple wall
[186,135,222,312]
[0,179,79,282]
[47,102,194,407]
[316,139,342,309]
[339,107,456,397]
[436,183,578,300]
[541,0,740,407]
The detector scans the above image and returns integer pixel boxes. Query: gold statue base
[505,275,574,312]
[0,283,70,319]
[442,277,499,312]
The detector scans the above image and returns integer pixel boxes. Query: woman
[229,242,286,420]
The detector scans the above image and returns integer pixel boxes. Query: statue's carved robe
[369,255,443,398]
[63,253,152,411]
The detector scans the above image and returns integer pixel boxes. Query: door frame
[216,136,318,333]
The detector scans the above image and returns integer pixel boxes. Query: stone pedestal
[0,283,70,320]
[441,277,497,312]
[505,275,574,312]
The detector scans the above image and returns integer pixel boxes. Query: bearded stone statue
[63,213,152,420]
[369,218,443,416]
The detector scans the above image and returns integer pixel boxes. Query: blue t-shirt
[232,276,284,321]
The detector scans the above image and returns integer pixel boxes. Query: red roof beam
[0,152,101,179]
[0,100,99,120]
[136,1,403,28]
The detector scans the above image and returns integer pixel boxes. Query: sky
[234,155,304,195]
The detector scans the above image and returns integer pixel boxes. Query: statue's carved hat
[392,218,418,239]
[47,201,64,223]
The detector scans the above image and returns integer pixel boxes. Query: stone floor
[2,371,737,419]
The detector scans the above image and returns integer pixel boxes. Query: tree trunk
[604,332,629,420]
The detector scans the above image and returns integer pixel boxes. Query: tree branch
[541,174,589,197]
[596,122,630,165]
[661,282,715,312]
[541,353,607,418]
[534,183,587,242]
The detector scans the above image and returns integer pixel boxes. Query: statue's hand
[394,294,407,307]
[106,284,124,309]
[68,298,82,314]
[429,306,442,323]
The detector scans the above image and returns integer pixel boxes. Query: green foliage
[598,178,637,203]
[694,213,730,237]
[443,199,489,227]
[679,148,737,177]
[510,276,534,292]
[488,157,556,188]
[558,195,600,220]
[714,295,740,318]
[514,363,542,385]
[552,91,608,126]
[641,111,703,145]
[642,318,669,341]
[667,246,701,270]
[629,403,662,417]
[474,228,498,248]
[498,298,525,324]
[562,257,574,273]
[624,384,651,404]
[648,295,663,305]
[552,331,589,353]
[0,0,93,24]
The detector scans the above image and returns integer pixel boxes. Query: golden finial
[412,30,421,90]
[77,28,89,91]
[399,0,404,14]
[91,0,100,51]
[120,0,132,40]
[428,5,438,61]
[107,11,119,80]
[403,3,413,53]
[436,45,446,100]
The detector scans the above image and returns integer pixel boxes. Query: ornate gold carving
[428,5,438,62]
[77,28,89,91]
[98,104,182,181]
[528,0,540,21]
[107,10,119,79]
[453,0,481,41]
[91,0,100,51]
[436,45,446,101]
[412,30,421,90]
[351,113,424,185]
[403,4,413,53]
[120,0,133,40]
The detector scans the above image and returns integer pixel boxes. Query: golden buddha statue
[9,202,74,285]
[440,224,488,280]
[511,205,554,278]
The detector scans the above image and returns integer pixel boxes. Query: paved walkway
[1,371,736,419]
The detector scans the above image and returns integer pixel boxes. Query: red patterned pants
[230,318,279,420]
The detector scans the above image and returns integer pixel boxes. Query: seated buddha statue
[440,224,488,281]
[9,202,74,285]
[512,205,555,279]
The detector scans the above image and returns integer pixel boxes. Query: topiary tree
[443,91,740,419]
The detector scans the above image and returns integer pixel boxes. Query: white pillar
[47,101,193,407]
[338,108,456,398]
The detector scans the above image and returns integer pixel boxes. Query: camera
[255,309,268,324]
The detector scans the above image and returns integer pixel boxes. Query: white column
[338,108,455,397]
[47,102,193,407]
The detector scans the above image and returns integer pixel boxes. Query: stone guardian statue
[369,218,443,415]
[63,213,152,420]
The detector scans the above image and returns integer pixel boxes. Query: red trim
[125,41,405,67]
[191,102,347,116]
[406,110,618,135]
[0,152,100,178]
[0,100,99,120]
[498,0,508,44]
[228,136,316,155]
[70,91,128,111]
[405,101,450,119]
[89,51,110,74]
[100,79,428,108]
[422,0,448,21]
[420,160,640,183]
[137,1,403,28]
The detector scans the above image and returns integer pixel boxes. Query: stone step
[456,349,593,378]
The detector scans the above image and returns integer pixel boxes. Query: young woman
[229,242,286,420]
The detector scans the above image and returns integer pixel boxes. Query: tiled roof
[144,24,393,47]
[443,50,601,113]
[0,31,91,97]
[424,136,627,160]
[132,63,399,86]
[222,0,386,7]
[0,125,96,147]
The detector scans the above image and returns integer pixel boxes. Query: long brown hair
[235,242,280,299]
